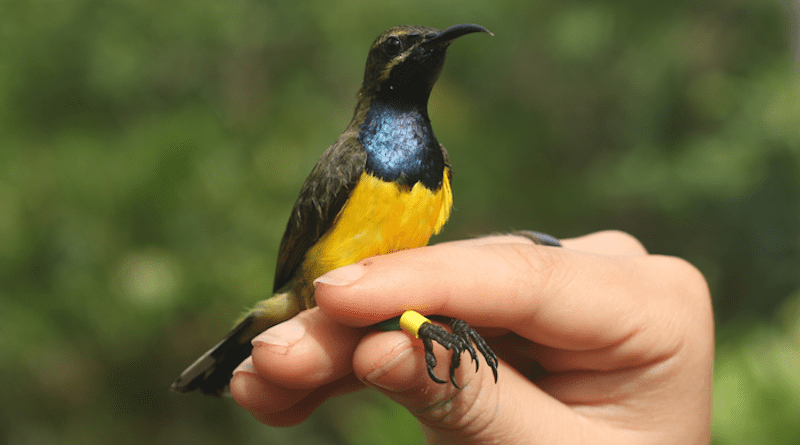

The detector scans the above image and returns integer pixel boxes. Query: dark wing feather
[273,135,367,292]
[440,143,452,182]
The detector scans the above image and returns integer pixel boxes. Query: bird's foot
[417,316,498,387]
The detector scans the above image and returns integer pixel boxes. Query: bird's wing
[440,143,453,181]
[273,134,367,292]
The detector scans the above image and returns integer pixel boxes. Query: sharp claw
[416,318,499,386]
[468,345,478,372]
[466,343,477,363]
[421,328,447,384]
[449,342,462,388]
[485,356,497,382]
[450,369,460,388]
[460,319,498,383]
[428,365,447,384]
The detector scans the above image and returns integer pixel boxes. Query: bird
[172,23,496,397]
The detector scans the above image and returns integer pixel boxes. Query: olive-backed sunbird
[172,24,495,397]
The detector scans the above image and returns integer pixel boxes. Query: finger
[249,307,363,389]
[229,366,312,415]
[352,330,596,444]
[314,242,691,363]
[252,374,364,427]
[232,371,362,427]
[229,307,364,417]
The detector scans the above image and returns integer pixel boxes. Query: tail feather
[172,291,303,396]
[171,315,263,397]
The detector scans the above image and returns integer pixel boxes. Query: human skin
[229,231,714,444]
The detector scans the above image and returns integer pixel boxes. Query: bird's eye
[383,36,402,57]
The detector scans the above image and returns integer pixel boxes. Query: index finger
[313,238,706,358]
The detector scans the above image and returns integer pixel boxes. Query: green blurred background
[1,0,798,443]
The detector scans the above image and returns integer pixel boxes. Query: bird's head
[358,24,492,106]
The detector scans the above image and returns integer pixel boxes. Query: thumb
[351,329,564,444]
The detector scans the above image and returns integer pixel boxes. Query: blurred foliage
[0,0,798,443]
[714,291,800,444]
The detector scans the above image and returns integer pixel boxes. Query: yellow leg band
[399,310,431,338]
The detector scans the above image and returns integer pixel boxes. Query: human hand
[230,231,714,444]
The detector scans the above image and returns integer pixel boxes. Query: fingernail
[232,356,255,376]
[252,318,306,349]
[313,263,365,287]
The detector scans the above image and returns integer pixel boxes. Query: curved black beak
[423,23,493,47]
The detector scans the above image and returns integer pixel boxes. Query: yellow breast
[300,170,452,296]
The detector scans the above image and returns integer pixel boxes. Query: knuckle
[646,255,714,324]
[652,255,709,296]
[598,230,648,254]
